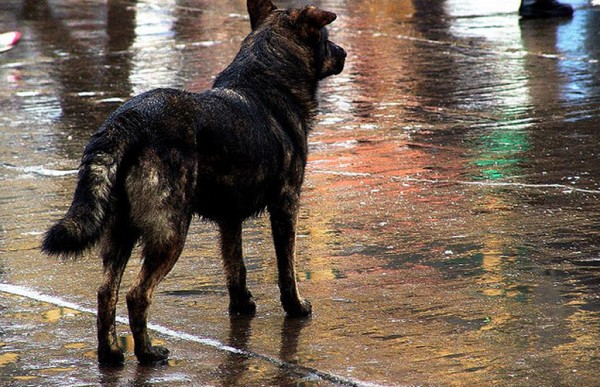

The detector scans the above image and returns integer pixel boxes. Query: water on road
[2,0,600,385]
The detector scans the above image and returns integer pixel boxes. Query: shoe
[0,31,21,52]
[519,0,574,18]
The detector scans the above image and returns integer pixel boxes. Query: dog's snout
[332,42,346,58]
[334,43,346,72]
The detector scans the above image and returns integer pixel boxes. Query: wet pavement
[2,0,600,385]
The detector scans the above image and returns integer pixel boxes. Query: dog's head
[247,0,346,80]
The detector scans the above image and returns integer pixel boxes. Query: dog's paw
[136,345,170,364]
[229,297,257,316]
[284,298,312,318]
[98,345,125,365]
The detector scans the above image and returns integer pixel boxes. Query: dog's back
[43,87,297,259]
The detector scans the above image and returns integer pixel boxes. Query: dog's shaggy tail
[42,119,136,257]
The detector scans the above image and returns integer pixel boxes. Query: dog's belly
[194,183,271,222]
[193,165,277,222]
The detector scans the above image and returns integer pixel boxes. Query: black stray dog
[42,0,345,365]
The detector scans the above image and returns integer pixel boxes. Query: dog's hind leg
[269,202,312,318]
[220,221,256,316]
[126,221,190,364]
[97,222,137,365]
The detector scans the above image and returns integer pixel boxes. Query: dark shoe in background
[519,0,574,18]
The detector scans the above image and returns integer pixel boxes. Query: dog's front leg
[269,202,312,317]
[220,221,256,316]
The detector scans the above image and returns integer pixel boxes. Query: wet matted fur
[42,0,346,365]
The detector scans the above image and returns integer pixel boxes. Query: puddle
[43,307,80,323]
[0,353,20,367]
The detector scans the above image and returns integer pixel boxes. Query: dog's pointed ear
[296,6,337,30]
[247,0,277,30]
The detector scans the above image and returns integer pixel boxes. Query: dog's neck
[212,30,319,131]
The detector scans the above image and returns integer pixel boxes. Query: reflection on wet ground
[2,0,600,385]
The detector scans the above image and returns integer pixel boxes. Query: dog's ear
[247,0,277,30]
[295,6,337,30]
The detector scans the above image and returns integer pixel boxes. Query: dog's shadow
[218,316,310,385]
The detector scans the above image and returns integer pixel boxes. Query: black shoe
[519,0,574,18]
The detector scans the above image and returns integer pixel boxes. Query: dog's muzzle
[331,42,346,75]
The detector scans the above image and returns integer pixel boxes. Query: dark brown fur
[42,0,345,365]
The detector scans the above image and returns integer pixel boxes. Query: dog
[42,0,345,365]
